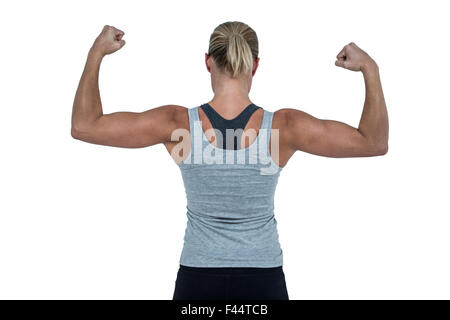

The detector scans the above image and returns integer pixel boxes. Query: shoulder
[272,107,323,150]
[158,104,188,119]
[153,104,189,131]
[273,107,315,130]
[169,104,189,125]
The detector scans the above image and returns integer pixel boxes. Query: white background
[1,0,449,299]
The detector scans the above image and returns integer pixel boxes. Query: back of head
[208,21,259,79]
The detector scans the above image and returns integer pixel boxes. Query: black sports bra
[200,103,262,150]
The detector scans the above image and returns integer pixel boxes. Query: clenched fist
[335,42,377,72]
[91,25,126,57]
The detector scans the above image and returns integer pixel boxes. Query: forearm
[358,61,389,152]
[71,48,104,134]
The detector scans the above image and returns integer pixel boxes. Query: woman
[71,21,388,300]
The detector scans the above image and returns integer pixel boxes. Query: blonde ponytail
[208,21,259,78]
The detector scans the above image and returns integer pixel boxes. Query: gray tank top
[177,105,283,267]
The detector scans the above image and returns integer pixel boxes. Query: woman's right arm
[71,25,187,148]
[275,42,389,163]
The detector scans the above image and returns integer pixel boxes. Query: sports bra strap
[200,103,262,150]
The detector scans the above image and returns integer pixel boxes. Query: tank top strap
[260,109,273,131]
[185,106,275,162]
[259,110,274,154]
[186,107,201,163]
[187,106,200,133]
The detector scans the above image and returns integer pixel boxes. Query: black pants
[173,265,289,300]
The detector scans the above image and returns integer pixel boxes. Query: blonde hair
[208,21,259,78]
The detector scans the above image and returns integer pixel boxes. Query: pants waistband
[179,264,283,275]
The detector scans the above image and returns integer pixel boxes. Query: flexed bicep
[72,105,187,148]
[71,25,189,149]
[275,43,388,161]
[276,108,385,158]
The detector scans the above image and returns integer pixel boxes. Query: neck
[209,77,252,118]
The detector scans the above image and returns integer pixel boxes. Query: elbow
[71,123,91,141]
[71,126,81,140]
[373,143,388,156]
